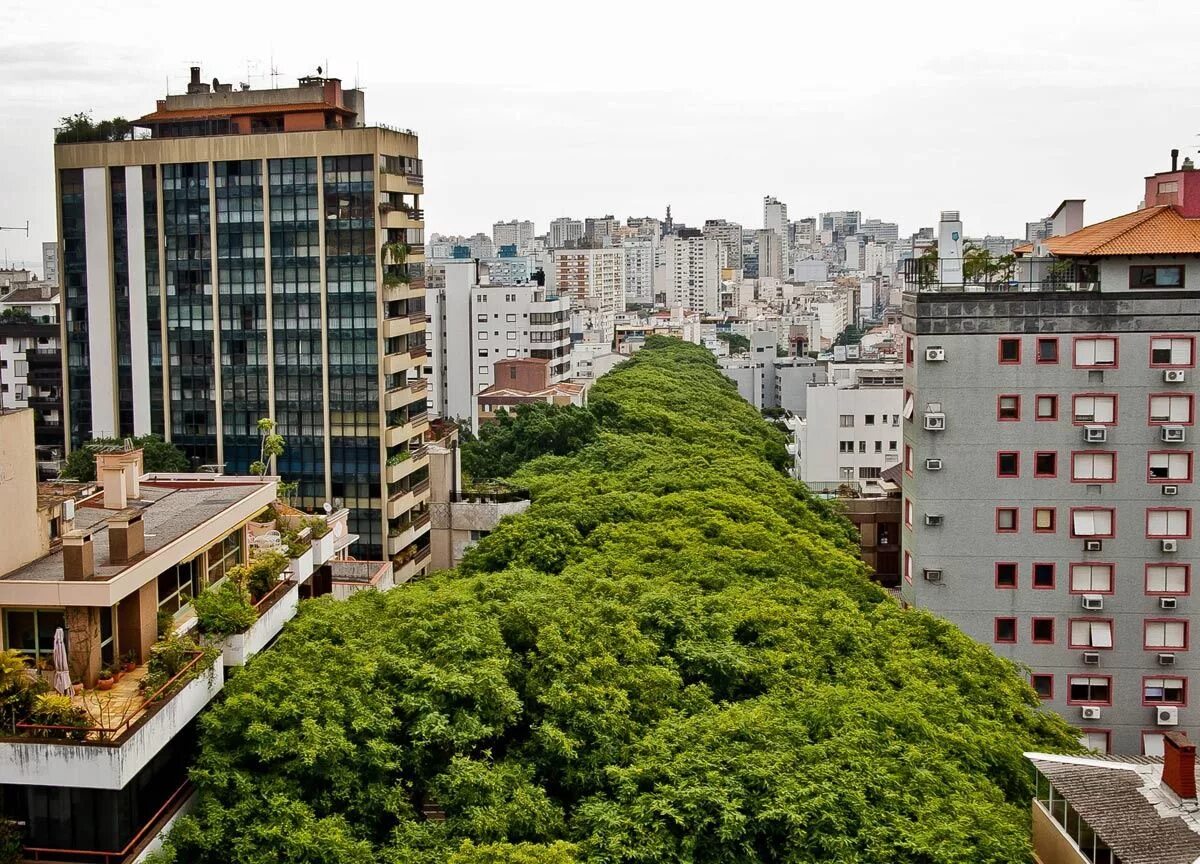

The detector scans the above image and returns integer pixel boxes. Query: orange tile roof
[1011,241,1034,255]
[135,102,351,123]
[1045,205,1200,256]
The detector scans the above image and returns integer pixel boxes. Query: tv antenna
[0,222,29,236]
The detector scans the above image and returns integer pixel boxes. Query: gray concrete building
[901,161,1200,755]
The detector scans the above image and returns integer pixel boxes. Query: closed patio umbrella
[52,627,71,696]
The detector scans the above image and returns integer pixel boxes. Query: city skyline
[3,0,1200,270]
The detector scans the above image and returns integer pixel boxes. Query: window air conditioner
[923,569,943,583]
[925,458,943,471]
[1161,426,1186,443]
[925,514,944,526]
[1160,596,1178,610]
[1162,539,1179,553]
[1080,706,1102,721]
[925,347,946,362]
[1158,706,1180,726]
[1164,369,1186,383]
[1082,651,1100,665]
[1084,426,1108,443]
[1163,485,1180,496]
[1158,653,1177,666]
[1084,540,1103,552]
[924,412,946,431]
[1081,594,1104,611]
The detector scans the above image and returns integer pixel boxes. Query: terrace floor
[71,665,150,729]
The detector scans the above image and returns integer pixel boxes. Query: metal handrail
[253,577,296,614]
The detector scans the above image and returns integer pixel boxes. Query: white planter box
[289,547,314,582]
[216,581,300,667]
[312,532,334,566]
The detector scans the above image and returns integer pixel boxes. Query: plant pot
[71,682,84,695]
[97,677,114,691]
[123,661,137,673]
[112,670,123,683]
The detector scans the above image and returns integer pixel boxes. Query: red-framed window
[903,389,914,423]
[904,444,914,476]
[1072,336,1118,368]
[1148,451,1193,483]
[1072,393,1117,425]
[995,562,1018,589]
[1145,563,1190,595]
[1071,451,1116,483]
[1143,676,1187,706]
[1035,394,1059,421]
[1149,335,1195,368]
[1036,337,1059,364]
[1034,451,1058,478]
[997,394,1021,421]
[905,336,915,365]
[997,451,1020,477]
[1148,393,1195,425]
[996,507,1019,533]
[1081,729,1111,754]
[1032,617,1055,644]
[1144,618,1188,650]
[1068,618,1114,650]
[1070,508,1115,538]
[1146,508,1192,539]
[1067,674,1112,705]
[903,551,913,584]
[904,497,913,529]
[1031,673,1054,700]
[998,337,1021,364]
[1032,562,1056,589]
[1069,563,1114,595]
[994,617,1017,643]
[1142,732,1166,757]
[1033,507,1056,534]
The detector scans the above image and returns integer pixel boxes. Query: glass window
[1071,564,1113,593]
[206,529,243,586]
[1036,338,1059,363]
[1073,394,1116,423]
[1036,395,1058,420]
[1074,337,1117,367]
[1151,337,1193,366]
[998,338,1020,363]
[1071,509,1113,537]
[1068,675,1111,703]
[1145,619,1187,649]
[1033,563,1056,588]
[998,395,1020,420]
[1147,564,1188,594]
[1149,394,1192,423]
[158,558,198,615]
[1130,265,1184,288]
[4,609,67,662]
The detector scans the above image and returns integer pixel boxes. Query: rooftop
[0,285,59,304]
[1045,205,1200,257]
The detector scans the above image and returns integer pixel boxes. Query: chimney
[190,66,201,86]
[122,449,143,500]
[1163,732,1197,800]
[102,467,127,509]
[1172,148,1180,172]
[1184,157,1195,172]
[62,529,95,580]
[107,510,145,565]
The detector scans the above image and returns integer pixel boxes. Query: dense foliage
[715,331,750,353]
[163,338,1078,864]
[463,403,598,481]
[60,434,190,481]
[55,111,134,143]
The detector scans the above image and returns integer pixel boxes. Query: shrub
[239,551,289,599]
[195,582,258,637]
[302,516,330,539]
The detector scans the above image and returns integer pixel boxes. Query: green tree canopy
[715,331,750,353]
[59,434,190,481]
[163,337,1078,864]
[462,403,598,482]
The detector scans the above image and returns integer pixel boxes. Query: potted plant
[121,650,138,673]
[71,681,83,695]
[97,668,114,691]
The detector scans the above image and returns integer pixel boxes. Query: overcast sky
[1,0,1198,272]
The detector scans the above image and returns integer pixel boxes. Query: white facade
[792,258,829,283]
[703,219,743,272]
[654,236,720,314]
[795,384,903,485]
[549,217,584,248]
[812,298,850,343]
[764,195,789,275]
[553,247,626,342]
[622,236,657,304]
[492,220,535,254]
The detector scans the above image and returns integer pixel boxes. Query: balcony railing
[449,488,531,504]
[900,257,1100,293]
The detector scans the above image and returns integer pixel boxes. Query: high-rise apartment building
[41,241,60,286]
[622,235,657,305]
[860,218,900,244]
[703,219,744,272]
[552,247,625,341]
[549,217,584,249]
[52,67,430,564]
[492,219,535,254]
[584,215,617,244]
[820,210,862,238]
[755,229,784,280]
[764,196,789,274]
[0,282,64,471]
[656,236,720,314]
[900,161,1200,755]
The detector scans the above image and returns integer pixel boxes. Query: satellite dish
[212,77,219,89]
[323,502,333,515]
[317,66,323,75]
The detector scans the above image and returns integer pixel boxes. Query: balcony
[386,446,428,483]
[387,510,431,556]
[900,256,1100,294]
[207,578,300,667]
[384,378,428,411]
[329,560,394,600]
[383,313,426,339]
[392,542,431,584]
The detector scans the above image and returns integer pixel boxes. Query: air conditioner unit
[1082,651,1100,665]
[1084,540,1103,552]
[1162,539,1179,553]
[1164,369,1186,383]
[1163,485,1180,496]
[1158,653,1177,666]
[1160,596,1178,610]
[1158,706,1180,726]
[924,458,943,471]
[1080,706,1102,721]
[1081,594,1104,611]
[923,412,946,431]
[925,347,946,362]
[1161,425,1186,443]
[925,514,944,526]
[923,568,943,583]
[1083,426,1108,443]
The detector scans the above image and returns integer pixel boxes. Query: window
[506,331,517,340]
[1144,619,1187,650]
[1031,673,1054,700]
[205,529,243,587]
[903,391,914,420]
[1146,564,1189,595]
[997,395,1020,421]
[1143,677,1186,705]
[888,440,897,450]
[1149,452,1192,482]
[858,466,881,479]
[903,551,913,584]
[1035,394,1058,420]
[1068,620,1113,649]
[839,414,855,427]
[997,452,1020,477]
[904,498,913,528]
[1036,337,1059,363]
[505,313,517,323]
[3,609,67,663]
[1073,394,1116,424]
[873,441,882,454]
[995,617,1017,643]
[998,338,1021,364]
[865,414,876,426]
[1150,336,1194,367]
[995,562,1017,588]
[1035,452,1057,477]
[1149,393,1193,424]
[858,441,866,454]
[1032,618,1055,643]
[477,330,488,341]
[1068,675,1112,704]
[1034,508,1056,533]
[1074,337,1118,367]
[1130,265,1184,288]
[905,337,914,365]
[839,441,853,453]
[476,313,488,323]
[996,508,1018,532]
[158,558,199,615]
[1147,508,1190,538]
[1033,562,1056,589]
[477,365,489,375]
[1072,452,1116,482]
[1070,563,1114,594]
[904,444,914,475]
[1071,508,1114,538]
[1080,731,1110,754]
[1143,733,1166,757]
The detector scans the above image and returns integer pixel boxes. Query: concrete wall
[0,410,44,575]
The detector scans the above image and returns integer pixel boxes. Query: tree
[249,417,285,476]
[59,434,189,481]
[462,403,597,482]
[0,308,33,323]
[55,111,133,144]
[715,332,750,354]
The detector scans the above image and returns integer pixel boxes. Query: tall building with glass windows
[53,67,431,569]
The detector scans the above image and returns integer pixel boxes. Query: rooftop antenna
[269,49,280,89]
[0,222,29,237]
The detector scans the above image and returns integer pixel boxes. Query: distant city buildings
[549,217,584,249]
[492,219,536,254]
[552,246,626,341]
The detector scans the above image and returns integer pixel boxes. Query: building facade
[795,381,903,486]
[548,217,584,249]
[0,283,63,469]
[492,219,535,254]
[621,235,657,305]
[656,236,719,314]
[552,246,625,341]
[703,219,743,272]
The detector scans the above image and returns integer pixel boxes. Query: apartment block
[655,236,719,314]
[52,66,429,563]
[0,282,64,472]
[548,217,584,249]
[702,219,743,272]
[901,160,1200,754]
[622,235,657,305]
[492,219,535,254]
[552,246,625,341]
[794,377,903,487]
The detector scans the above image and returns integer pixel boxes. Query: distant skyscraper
[622,235,658,305]
[552,247,626,341]
[755,229,784,280]
[657,236,720,314]
[584,215,618,243]
[703,219,744,271]
[492,219,535,254]
[549,217,584,248]
[764,196,789,277]
[820,210,862,238]
[860,218,900,243]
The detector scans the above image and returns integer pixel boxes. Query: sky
[1,0,1198,272]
